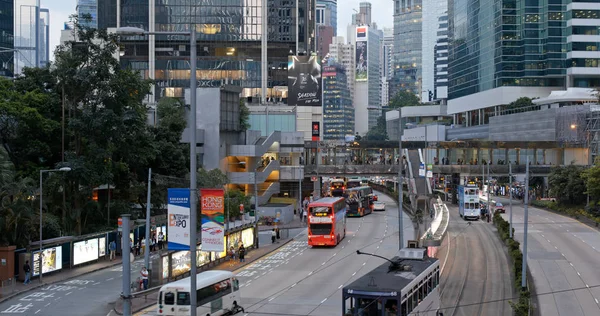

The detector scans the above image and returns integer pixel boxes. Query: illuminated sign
[310,217,332,223]
[314,212,329,217]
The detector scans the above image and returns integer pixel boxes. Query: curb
[130,238,296,315]
[0,260,124,304]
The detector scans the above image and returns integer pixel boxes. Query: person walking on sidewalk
[271,229,276,243]
[228,246,236,266]
[109,240,116,261]
[140,267,149,290]
[23,261,31,285]
[238,244,246,263]
[158,231,164,250]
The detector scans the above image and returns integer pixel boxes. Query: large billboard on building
[287,55,322,106]
[167,188,191,251]
[356,26,368,82]
[200,189,225,252]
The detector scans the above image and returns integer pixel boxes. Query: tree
[225,189,251,220]
[548,164,586,205]
[583,158,600,205]
[365,114,388,141]
[505,97,534,110]
[239,99,250,131]
[198,168,229,189]
[389,90,420,109]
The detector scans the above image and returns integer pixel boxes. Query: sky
[44,0,394,61]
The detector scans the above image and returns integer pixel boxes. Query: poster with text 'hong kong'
[200,188,225,252]
[167,188,191,251]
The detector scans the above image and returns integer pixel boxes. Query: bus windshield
[331,181,344,189]
[347,180,361,189]
[310,206,331,216]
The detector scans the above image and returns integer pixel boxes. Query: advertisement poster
[167,188,191,251]
[287,55,322,106]
[162,256,169,279]
[227,231,242,251]
[170,251,191,278]
[73,238,99,265]
[196,244,211,267]
[355,41,368,81]
[426,164,433,178]
[99,237,106,256]
[200,189,225,252]
[33,247,62,276]
[419,163,426,177]
[241,228,254,248]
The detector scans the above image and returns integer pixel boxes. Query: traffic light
[428,90,433,102]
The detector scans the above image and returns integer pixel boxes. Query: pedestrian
[140,267,149,290]
[229,246,236,266]
[276,228,280,240]
[302,209,307,225]
[158,231,163,249]
[238,244,246,263]
[23,260,31,285]
[271,229,276,243]
[109,240,116,261]
[141,238,146,255]
[151,237,156,252]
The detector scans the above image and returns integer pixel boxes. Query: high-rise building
[434,13,448,101]
[348,24,382,135]
[446,0,600,127]
[391,0,422,98]
[381,27,393,107]
[77,0,98,28]
[112,0,315,113]
[322,63,354,140]
[13,0,49,75]
[329,36,355,101]
[421,0,446,102]
[316,0,336,58]
[0,0,14,78]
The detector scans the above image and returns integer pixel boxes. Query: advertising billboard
[355,41,368,82]
[73,238,99,265]
[99,237,106,257]
[227,231,242,251]
[287,55,322,106]
[312,121,320,141]
[167,188,191,251]
[162,256,169,279]
[241,228,254,248]
[170,251,191,278]
[322,66,336,77]
[200,189,225,252]
[32,247,63,276]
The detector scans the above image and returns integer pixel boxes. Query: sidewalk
[121,236,296,315]
[0,256,123,303]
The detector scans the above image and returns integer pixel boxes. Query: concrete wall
[355,81,369,135]
[446,125,489,140]
[258,204,294,224]
[185,88,221,170]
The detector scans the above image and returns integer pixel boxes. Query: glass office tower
[0,0,13,78]
[323,64,354,140]
[13,0,49,75]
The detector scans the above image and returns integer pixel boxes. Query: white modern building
[13,0,49,75]
[434,12,448,101]
[421,0,447,102]
[381,27,394,107]
[329,36,355,101]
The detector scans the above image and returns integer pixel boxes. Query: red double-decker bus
[307,197,347,246]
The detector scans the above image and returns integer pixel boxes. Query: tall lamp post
[116,26,198,316]
[39,167,71,283]
[236,161,261,248]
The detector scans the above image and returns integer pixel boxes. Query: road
[137,191,415,316]
[491,195,600,316]
[0,234,278,316]
[437,204,513,316]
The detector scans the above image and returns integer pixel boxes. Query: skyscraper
[391,0,422,98]
[316,0,336,58]
[329,36,355,100]
[421,0,446,102]
[381,27,393,107]
[322,63,354,140]
[13,0,49,75]
[77,0,98,28]
[434,12,448,101]
[0,0,14,78]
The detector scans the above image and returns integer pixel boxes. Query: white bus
[458,184,480,220]
[157,270,244,316]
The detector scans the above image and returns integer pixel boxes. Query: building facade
[316,0,336,33]
[566,1,600,88]
[391,0,422,97]
[0,0,13,78]
[13,0,49,75]
[421,0,447,102]
[322,64,354,140]
[329,36,355,101]
[77,0,98,28]
[434,12,448,101]
[381,27,393,107]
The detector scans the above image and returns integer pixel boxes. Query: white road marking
[254,276,260,280]
[595,298,599,304]
[541,234,544,237]
[341,246,345,249]
[352,272,357,276]
[338,284,343,289]
[562,253,565,257]
[586,284,590,288]
[570,263,574,267]
[554,246,558,249]
[268,297,275,302]
[377,246,380,249]
[35,310,41,314]
[44,303,51,307]
[291,283,297,288]
[333,253,337,256]
[321,298,327,303]
[308,271,314,276]
[577,272,581,276]
[363,262,366,266]
[322,262,326,265]
[106,277,114,281]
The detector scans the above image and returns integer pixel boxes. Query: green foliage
[548,164,586,205]
[239,100,250,131]
[365,114,388,141]
[583,159,600,204]
[225,189,251,219]
[493,213,531,315]
[198,168,229,189]
[388,90,420,109]
[505,97,534,110]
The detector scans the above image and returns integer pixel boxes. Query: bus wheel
[337,234,340,244]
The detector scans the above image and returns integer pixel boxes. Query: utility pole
[144,169,151,270]
[398,109,404,249]
[188,26,198,316]
[121,214,131,316]
[509,163,513,238]
[487,162,490,221]
[521,156,530,289]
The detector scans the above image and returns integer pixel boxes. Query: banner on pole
[167,188,191,250]
[200,189,225,252]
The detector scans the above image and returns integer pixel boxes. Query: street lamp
[116,25,198,316]
[39,167,71,284]
[237,161,261,248]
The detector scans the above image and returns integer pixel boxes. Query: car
[373,201,385,211]
[373,195,379,201]
[493,202,505,214]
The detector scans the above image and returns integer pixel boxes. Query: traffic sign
[117,217,123,232]
[311,176,318,182]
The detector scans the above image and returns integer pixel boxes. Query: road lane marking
[44,303,51,307]
[291,283,297,287]
[595,298,599,304]
[352,272,357,276]
[577,272,581,276]
[554,246,558,249]
[321,298,327,304]
[65,292,72,296]
[35,310,41,314]
[570,263,574,267]
[106,277,114,281]
[322,262,326,265]
[586,284,590,288]
[308,271,314,276]
[363,262,366,266]
[268,297,275,301]
[338,284,343,289]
